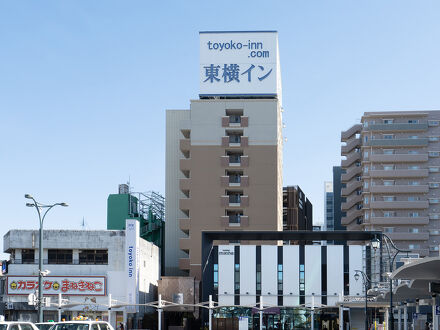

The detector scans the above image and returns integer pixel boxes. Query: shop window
[48,249,73,264]
[79,250,108,265]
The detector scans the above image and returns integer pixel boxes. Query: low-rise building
[1,220,159,329]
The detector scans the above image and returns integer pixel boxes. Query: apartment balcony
[365,138,429,147]
[341,195,362,211]
[370,200,429,209]
[221,195,249,207]
[180,158,191,171]
[179,218,190,234]
[341,208,362,225]
[220,175,249,187]
[387,232,429,241]
[367,217,429,225]
[341,124,362,142]
[179,238,191,253]
[179,258,190,270]
[364,122,428,132]
[341,181,362,196]
[221,116,249,127]
[369,169,429,178]
[179,178,191,191]
[220,155,249,167]
[341,166,362,182]
[179,198,191,211]
[369,153,428,163]
[180,139,190,152]
[222,136,249,148]
[370,184,429,194]
[342,152,361,167]
[341,138,361,155]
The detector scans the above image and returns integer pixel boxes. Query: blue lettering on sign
[207,40,269,58]
[128,246,134,277]
[203,63,273,84]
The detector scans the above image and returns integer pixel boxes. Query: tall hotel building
[341,111,440,256]
[165,32,283,279]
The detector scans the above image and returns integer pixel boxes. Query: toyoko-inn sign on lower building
[6,276,106,296]
[199,31,282,98]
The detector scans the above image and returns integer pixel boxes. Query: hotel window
[383,180,394,186]
[383,134,394,139]
[408,196,420,201]
[429,167,440,173]
[428,120,440,127]
[22,249,35,264]
[256,264,261,291]
[429,230,440,235]
[213,264,218,289]
[383,149,394,155]
[234,264,240,290]
[364,182,369,189]
[430,214,440,220]
[409,228,419,233]
[384,211,396,218]
[364,151,369,158]
[383,165,395,171]
[364,166,369,174]
[409,181,420,186]
[409,165,420,170]
[429,151,440,157]
[383,119,394,124]
[408,119,419,124]
[383,196,395,202]
[429,198,440,204]
[48,249,73,264]
[384,227,394,233]
[409,244,420,249]
[277,264,283,291]
[430,246,439,252]
[408,150,419,154]
[299,264,305,291]
[364,196,369,204]
[409,212,419,218]
[429,136,440,142]
[429,182,440,188]
[409,135,418,139]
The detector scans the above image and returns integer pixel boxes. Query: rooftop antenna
[80,217,87,230]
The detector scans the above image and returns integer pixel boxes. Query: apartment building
[283,186,312,231]
[341,111,440,256]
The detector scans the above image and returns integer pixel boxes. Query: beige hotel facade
[341,111,440,256]
[165,98,283,279]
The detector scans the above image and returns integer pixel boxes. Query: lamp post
[354,270,371,330]
[371,235,410,330]
[25,194,68,322]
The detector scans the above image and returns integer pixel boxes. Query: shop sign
[7,276,106,296]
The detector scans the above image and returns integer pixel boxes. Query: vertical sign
[125,219,140,313]
[199,31,282,98]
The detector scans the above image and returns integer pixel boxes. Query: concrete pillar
[339,305,344,330]
[384,308,389,330]
[397,305,401,330]
[403,303,408,330]
[311,294,315,330]
[432,295,438,330]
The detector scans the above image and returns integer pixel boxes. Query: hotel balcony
[220,175,249,187]
[367,217,429,225]
[179,138,190,152]
[220,155,249,167]
[369,169,429,178]
[364,138,429,147]
[386,232,430,241]
[369,153,428,163]
[341,181,362,196]
[220,215,249,227]
[179,198,191,211]
[179,218,190,235]
[179,178,191,191]
[364,122,428,132]
[179,238,191,253]
[341,124,362,142]
[369,184,429,194]
[341,208,362,225]
[179,258,190,270]
[221,195,249,207]
[180,158,191,171]
[221,116,249,128]
[341,138,361,155]
[370,200,429,209]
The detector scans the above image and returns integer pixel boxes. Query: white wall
[261,246,277,306]
[283,245,299,306]
[239,245,256,306]
[326,246,344,305]
[305,246,321,306]
[349,246,364,296]
[218,245,235,306]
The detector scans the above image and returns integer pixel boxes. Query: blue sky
[1,1,440,257]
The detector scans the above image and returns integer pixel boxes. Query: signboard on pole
[199,31,282,99]
[125,219,140,313]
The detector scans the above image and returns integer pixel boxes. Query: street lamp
[25,194,68,322]
[372,234,410,330]
[354,270,371,330]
